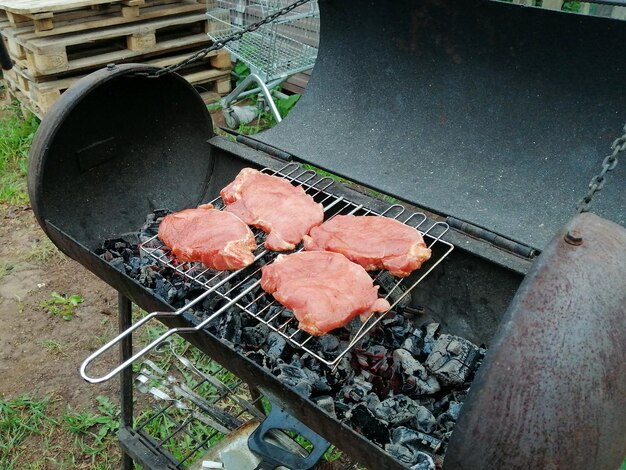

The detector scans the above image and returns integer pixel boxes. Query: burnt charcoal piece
[212,310,242,345]
[422,323,440,355]
[437,401,462,433]
[386,427,438,467]
[341,377,373,402]
[388,426,442,456]
[346,403,390,446]
[401,328,425,358]
[313,395,337,418]
[274,362,313,397]
[409,453,436,470]
[242,324,270,348]
[413,406,437,434]
[373,394,426,426]
[425,334,479,385]
[392,349,441,396]
[317,335,340,353]
[109,257,125,273]
[265,332,287,360]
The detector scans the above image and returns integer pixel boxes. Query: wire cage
[206,0,319,83]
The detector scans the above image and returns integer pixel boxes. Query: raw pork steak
[220,168,324,251]
[303,215,431,277]
[260,251,391,336]
[158,204,256,270]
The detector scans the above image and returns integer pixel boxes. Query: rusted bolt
[564,230,583,245]
[106,63,116,71]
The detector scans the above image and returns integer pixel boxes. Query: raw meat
[260,251,391,336]
[158,204,256,270]
[220,168,324,251]
[303,215,431,277]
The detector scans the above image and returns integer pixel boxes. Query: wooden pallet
[2,12,211,76]
[4,51,232,117]
[1,0,205,37]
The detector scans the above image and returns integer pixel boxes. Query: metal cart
[206,0,319,126]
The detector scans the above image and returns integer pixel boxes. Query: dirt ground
[0,204,120,408]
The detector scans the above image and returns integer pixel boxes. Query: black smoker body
[27,1,626,469]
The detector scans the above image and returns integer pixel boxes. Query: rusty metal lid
[254,0,626,250]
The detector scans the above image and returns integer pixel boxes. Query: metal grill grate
[139,164,454,369]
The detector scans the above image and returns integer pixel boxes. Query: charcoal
[365,392,381,412]
[201,295,224,312]
[392,348,441,396]
[242,324,270,348]
[166,287,178,304]
[313,395,336,418]
[386,427,439,466]
[432,394,450,416]
[341,377,373,402]
[346,403,390,446]
[447,401,462,421]
[385,443,417,465]
[274,362,313,397]
[215,311,242,344]
[425,334,479,385]
[437,401,462,433]
[265,332,287,360]
[389,426,442,454]
[317,335,340,353]
[263,304,286,322]
[409,453,436,470]
[422,323,440,355]
[401,328,425,356]
[109,257,125,273]
[373,394,426,426]
[393,349,422,376]
[299,364,331,394]
[413,406,437,434]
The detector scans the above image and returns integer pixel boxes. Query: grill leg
[119,293,134,470]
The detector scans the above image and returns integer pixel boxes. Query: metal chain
[576,124,625,213]
[134,0,312,78]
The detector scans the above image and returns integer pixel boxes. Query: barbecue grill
[26,0,626,469]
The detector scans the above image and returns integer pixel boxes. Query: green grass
[0,395,56,469]
[0,105,39,206]
[40,339,70,357]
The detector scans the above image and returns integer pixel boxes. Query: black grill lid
[254,0,626,250]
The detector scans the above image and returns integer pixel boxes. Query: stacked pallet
[0,0,232,117]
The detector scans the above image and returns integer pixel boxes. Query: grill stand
[119,293,134,470]
[114,293,331,470]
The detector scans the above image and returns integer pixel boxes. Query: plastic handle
[248,402,330,470]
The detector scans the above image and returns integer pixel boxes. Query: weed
[41,339,70,356]
[0,263,13,280]
[0,105,39,206]
[27,238,65,264]
[41,292,84,320]
[0,395,56,469]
